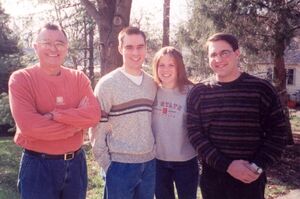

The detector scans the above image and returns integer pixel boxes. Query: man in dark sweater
[187,33,287,199]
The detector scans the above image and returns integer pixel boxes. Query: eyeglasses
[209,50,233,60]
[37,41,67,50]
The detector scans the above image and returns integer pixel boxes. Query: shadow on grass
[266,134,300,198]
[0,138,105,199]
[0,137,21,199]
[1,135,299,199]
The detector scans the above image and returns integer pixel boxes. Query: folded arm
[9,73,80,141]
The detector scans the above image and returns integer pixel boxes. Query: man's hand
[227,160,260,184]
[44,112,54,120]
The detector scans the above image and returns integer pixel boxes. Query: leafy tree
[0,92,15,132]
[200,0,299,92]
[176,0,217,79]
[179,0,299,144]
[0,2,22,93]
[206,0,299,144]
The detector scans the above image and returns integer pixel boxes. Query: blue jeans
[155,157,199,199]
[104,159,156,199]
[17,149,87,199]
[200,163,266,199]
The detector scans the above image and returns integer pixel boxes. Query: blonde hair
[152,46,193,92]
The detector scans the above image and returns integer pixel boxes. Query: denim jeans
[104,159,156,199]
[155,157,199,199]
[200,163,266,199]
[17,149,87,199]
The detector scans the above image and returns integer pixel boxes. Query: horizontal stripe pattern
[187,73,287,172]
[100,110,109,122]
[100,99,154,121]
[110,99,153,117]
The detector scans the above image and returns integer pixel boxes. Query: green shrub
[0,92,15,132]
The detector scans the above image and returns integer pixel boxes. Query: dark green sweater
[187,72,287,172]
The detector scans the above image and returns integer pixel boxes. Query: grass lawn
[0,137,21,199]
[1,112,300,199]
[0,139,105,199]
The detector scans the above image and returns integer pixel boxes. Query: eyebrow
[37,39,66,43]
[209,49,232,55]
[124,44,145,48]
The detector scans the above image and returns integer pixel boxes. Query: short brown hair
[118,26,146,48]
[206,33,239,51]
[152,46,193,92]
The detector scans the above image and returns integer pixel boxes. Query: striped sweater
[187,72,287,172]
[89,68,157,172]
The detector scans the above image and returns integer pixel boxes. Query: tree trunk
[83,16,88,73]
[88,26,95,86]
[162,0,170,47]
[273,39,294,145]
[80,0,132,76]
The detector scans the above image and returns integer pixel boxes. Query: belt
[24,148,81,160]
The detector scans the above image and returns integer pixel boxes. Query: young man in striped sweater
[89,27,157,199]
[187,33,287,199]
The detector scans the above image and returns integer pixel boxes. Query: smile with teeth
[47,54,59,57]
[131,57,140,61]
[215,64,226,68]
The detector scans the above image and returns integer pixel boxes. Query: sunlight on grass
[0,138,106,199]
[290,115,300,132]
[1,125,299,199]
[84,144,105,199]
[265,177,290,199]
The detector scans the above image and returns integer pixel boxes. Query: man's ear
[33,42,38,52]
[118,45,123,55]
[235,49,241,57]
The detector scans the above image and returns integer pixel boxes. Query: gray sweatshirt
[152,86,197,161]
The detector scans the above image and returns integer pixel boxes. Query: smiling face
[34,28,68,74]
[157,54,178,89]
[118,34,146,76]
[208,40,241,82]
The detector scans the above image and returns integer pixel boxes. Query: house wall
[286,64,300,95]
[250,64,300,96]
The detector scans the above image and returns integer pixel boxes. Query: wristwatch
[250,163,263,174]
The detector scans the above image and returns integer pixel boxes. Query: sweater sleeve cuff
[218,159,232,172]
[252,158,267,170]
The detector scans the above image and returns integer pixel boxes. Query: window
[286,68,295,85]
[266,68,273,81]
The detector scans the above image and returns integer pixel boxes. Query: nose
[132,48,139,55]
[48,43,59,51]
[214,55,223,62]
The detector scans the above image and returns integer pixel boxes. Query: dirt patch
[266,133,300,198]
